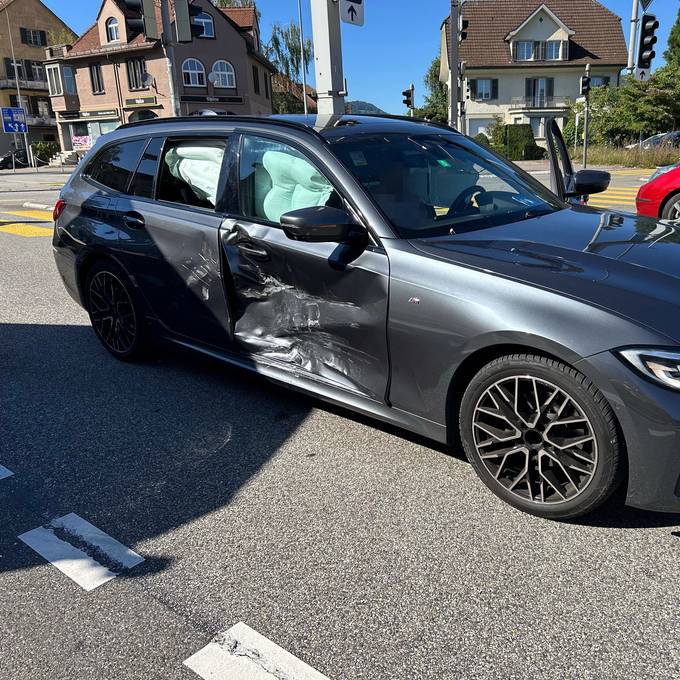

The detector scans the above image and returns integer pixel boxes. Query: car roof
[118,113,458,142]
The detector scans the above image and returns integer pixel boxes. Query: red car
[636,162,680,220]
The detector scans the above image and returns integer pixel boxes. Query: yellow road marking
[0,223,53,237]
[4,209,53,221]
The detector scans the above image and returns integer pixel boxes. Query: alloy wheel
[471,375,598,505]
[89,271,137,354]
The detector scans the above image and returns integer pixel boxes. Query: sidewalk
[0,167,72,210]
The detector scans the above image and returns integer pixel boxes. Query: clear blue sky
[43,0,678,113]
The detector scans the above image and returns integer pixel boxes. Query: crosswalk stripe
[0,223,53,237]
[0,465,13,480]
[18,513,144,591]
[184,622,329,680]
[4,209,53,221]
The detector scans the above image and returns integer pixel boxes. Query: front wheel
[662,193,680,221]
[459,354,623,520]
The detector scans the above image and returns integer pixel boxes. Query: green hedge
[489,123,545,161]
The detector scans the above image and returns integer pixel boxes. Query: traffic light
[123,0,158,40]
[175,0,205,43]
[580,75,591,97]
[460,19,469,42]
[637,13,659,71]
[402,85,414,109]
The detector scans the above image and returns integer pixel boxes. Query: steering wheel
[447,185,487,217]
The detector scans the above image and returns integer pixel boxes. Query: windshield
[329,132,565,238]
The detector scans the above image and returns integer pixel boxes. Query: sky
[43,0,679,114]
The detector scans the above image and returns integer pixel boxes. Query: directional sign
[1,107,28,134]
[341,0,364,26]
[634,67,649,81]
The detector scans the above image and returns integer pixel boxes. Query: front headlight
[619,349,680,390]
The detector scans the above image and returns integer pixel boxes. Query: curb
[22,202,53,211]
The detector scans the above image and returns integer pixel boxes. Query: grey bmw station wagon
[53,114,680,520]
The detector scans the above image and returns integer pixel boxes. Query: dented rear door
[219,132,390,402]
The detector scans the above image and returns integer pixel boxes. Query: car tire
[459,354,623,520]
[661,193,680,221]
[85,260,150,361]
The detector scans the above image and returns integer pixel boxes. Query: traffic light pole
[627,0,639,74]
[310,0,346,115]
[160,0,180,117]
[583,64,591,169]
[449,0,460,129]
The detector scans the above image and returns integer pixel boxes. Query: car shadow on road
[0,322,312,577]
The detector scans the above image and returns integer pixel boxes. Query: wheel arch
[659,189,680,219]
[76,250,135,306]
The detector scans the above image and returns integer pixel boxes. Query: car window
[157,138,227,210]
[86,139,147,193]
[129,137,164,199]
[238,135,342,223]
[329,132,564,238]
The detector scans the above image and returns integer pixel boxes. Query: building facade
[440,0,628,144]
[0,0,75,156]
[46,0,275,155]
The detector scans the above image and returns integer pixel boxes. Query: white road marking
[0,465,14,480]
[184,622,329,680]
[18,513,144,592]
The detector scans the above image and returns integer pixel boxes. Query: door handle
[238,242,270,261]
[123,212,145,229]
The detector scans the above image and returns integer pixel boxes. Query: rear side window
[157,138,227,210]
[86,139,147,193]
[129,137,164,198]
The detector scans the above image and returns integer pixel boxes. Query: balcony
[0,78,49,91]
[26,115,57,127]
[509,96,570,110]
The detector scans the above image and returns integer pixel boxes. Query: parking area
[2,169,680,679]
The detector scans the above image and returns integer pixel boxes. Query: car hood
[410,206,680,343]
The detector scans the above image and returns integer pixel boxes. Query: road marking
[184,622,329,680]
[4,209,53,221]
[0,465,14,480]
[0,223,53,237]
[18,513,144,592]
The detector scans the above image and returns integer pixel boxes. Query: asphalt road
[2,179,680,680]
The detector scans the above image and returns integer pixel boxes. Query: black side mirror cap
[280,206,365,244]
[568,169,611,197]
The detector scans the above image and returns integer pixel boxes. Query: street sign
[641,0,653,11]
[634,67,649,81]
[1,107,28,134]
[340,0,364,26]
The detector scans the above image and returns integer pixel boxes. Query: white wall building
[440,0,628,145]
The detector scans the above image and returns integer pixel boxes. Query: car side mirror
[568,169,611,197]
[280,206,364,244]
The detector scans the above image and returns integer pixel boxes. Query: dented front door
[220,219,390,402]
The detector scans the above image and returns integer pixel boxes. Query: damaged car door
[220,133,390,401]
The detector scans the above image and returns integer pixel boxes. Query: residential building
[439,0,628,144]
[45,0,275,155]
[0,0,75,155]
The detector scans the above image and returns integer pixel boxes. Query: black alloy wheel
[460,354,623,520]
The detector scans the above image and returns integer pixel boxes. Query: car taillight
[53,199,66,222]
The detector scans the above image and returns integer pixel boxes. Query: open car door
[544,117,611,204]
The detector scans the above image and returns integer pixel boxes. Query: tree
[664,6,680,67]
[265,22,312,85]
[413,56,448,123]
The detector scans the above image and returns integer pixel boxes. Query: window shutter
[491,79,498,100]
[10,94,17,108]
[525,78,533,100]
[24,60,33,81]
[547,78,554,99]
[39,31,48,46]
[20,27,28,44]
[469,79,478,99]
[4,57,14,79]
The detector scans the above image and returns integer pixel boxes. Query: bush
[473,132,490,147]
[32,141,60,163]
[488,123,545,161]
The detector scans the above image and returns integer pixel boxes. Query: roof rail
[119,115,327,141]
[347,112,459,133]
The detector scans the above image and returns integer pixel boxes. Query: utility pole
[310,0,345,115]
[583,64,591,169]
[5,7,30,164]
[298,0,309,116]
[160,0,180,117]
[627,0,639,74]
[449,0,460,128]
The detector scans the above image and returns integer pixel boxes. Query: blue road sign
[2,107,28,134]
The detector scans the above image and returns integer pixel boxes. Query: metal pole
[449,0,459,128]
[410,83,414,117]
[627,0,639,73]
[5,7,30,164]
[298,0,308,116]
[583,64,591,169]
[310,0,345,115]
[574,113,579,157]
[160,0,180,117]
